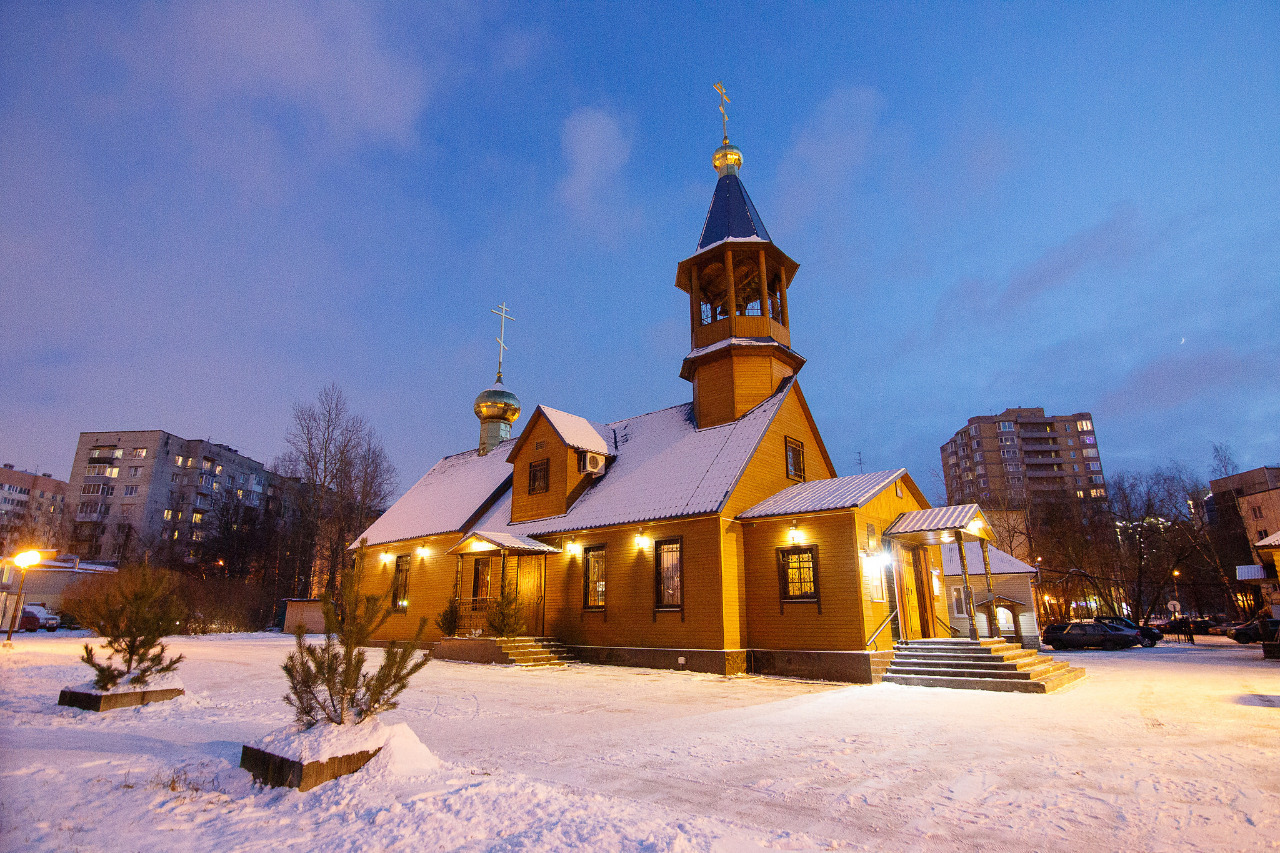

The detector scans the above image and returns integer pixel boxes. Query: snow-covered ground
[1,633,1277,851]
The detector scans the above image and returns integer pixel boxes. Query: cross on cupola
[473,302,521,456]
[674,86,804,429]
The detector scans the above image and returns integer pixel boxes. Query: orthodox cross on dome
[491,301,514,381]
[714,81,730,142]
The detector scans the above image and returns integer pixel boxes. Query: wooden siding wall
[365,532,463,646]
[541,516,728,650]
[693,351,797,429]
[741,513,866,650]
[722,387,835,519]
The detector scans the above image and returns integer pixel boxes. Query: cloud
[555,106,641,240]
[1098,346,1268,416]
[772,85,881,236]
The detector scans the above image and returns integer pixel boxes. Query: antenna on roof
[856,451,864,474]
[491,301,514,381]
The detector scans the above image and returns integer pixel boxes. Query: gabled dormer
[506,406,614,523]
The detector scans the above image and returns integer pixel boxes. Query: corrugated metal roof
[697,173,771,250]
[539,406,613,455]
[884,504,981,536]
[452,530,562,554]
[359,380,797,546]
[941,541,1035,576]
[355,439,516,547]
[1256,531,1280,548]
[737,470,906,519]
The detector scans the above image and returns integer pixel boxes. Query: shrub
[282,540,430,728]
[434,598,459,637]
[65,566,185,691]
[485,582,526,638]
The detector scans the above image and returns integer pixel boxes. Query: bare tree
[279,384,398,599]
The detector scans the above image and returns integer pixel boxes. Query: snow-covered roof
[450,531,562,555]
[737,470,906,520]
[884,505,983,537]
[537,406,613,456]
[356,439,516,548]
[941,542,1035,577]
[685,336,801,362]
[1256,531,1280,548]
[466,382,795,538]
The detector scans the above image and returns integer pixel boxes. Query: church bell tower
[676,98,804,429]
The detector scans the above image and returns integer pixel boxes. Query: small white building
[941,541,1041,648]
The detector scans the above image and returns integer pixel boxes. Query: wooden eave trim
[503,407,559,463]
[511,511,722,542]
[734,506,858,524]
[675,243,800,294]
[678,340,806,382]
[788,382,837,480]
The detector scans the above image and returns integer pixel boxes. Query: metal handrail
[933,613,961,637]
[867,609,898,651]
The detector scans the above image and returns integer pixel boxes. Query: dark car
[1096,616,1162,647]
[18,605,59,632]
[1165,617,1219,636]
[1043,622,1141,651]
[1228,618,1280,644]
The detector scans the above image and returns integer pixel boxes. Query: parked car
[1165,617,1219,636]
[1227,618,1280,644]
[1095,616,1162,647]
[1043,622,1141,651]
[1208,622,1243,636]
[18,605,60,632]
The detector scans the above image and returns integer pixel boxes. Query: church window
[778,546,818,601]
[391,555,410,613]
[528,459,550,495]
[655,539,682,609]
[785,437,805,482]
[584,546,606,608]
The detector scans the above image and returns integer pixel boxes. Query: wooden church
[355,122,1083,690]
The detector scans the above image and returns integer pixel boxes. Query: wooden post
[980,538,999,641]
[758,249,769,321]
[779,267,791,327]
[955,532,979,640]
[725,249,737,336]
[690,266,702,344]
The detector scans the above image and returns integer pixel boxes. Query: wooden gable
[722,381,837,519]
[506,409,597,524]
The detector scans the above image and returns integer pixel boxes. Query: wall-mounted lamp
[380,552,394,563]
[415,546,431,558]
[940,532,955,544]
[634,531,652,551]
[788,522,802,545]
[965,518,985,537]
[566,537,582,557]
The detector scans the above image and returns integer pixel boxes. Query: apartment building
[1209,467,1280,560]
[940,408,1106,509]
[0,464,68,556]
[66,431,287,564]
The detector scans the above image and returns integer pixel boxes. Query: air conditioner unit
[579,452,607,476]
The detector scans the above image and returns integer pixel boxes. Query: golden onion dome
[473,376,521,423]
[713,138,743,177]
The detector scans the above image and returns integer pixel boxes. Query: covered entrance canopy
[884,504,999,641]
[447,531,560,637]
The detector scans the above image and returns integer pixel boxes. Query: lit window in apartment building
[963,472,974,481]
[202,458,213,470]
[164,509,173,520]
[112,449,123,459]
[132,448,147,458]
[1077,420,1093,432]
[998,421,1015,431]
[192,512,204,524]
[1083,449,1098,458]
[999,437,1015,446]
[215,464,223,474]
[175,455,184,466]
[106,467,118,478]
[1090,488,1106,498]
[1076,490,1085,498]
[82,483,102,495]
[86,464,108,476]
[1082,436,1096,444]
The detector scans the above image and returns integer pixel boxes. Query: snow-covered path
[2,633,1277,851]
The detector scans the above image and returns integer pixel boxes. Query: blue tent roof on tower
[696,173,771,250]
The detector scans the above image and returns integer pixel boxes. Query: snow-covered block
[57,674,185,712]
[240,720,439,792]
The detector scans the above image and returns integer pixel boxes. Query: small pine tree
[282,539,431,728]
[434,598,459,637]
[485,581,526,638]
[67,566,186,691]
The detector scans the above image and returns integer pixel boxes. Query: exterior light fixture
[635,532,652,550]
[380,552,394,563]
[398,599,409,609]
[940,532,955,543]
[567,537,582,557]
[416,546,431,558]
[4,550,43,645]
[965,518,985,536]
[788,522,802,545]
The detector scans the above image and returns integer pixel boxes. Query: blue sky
[2,1,1277,503]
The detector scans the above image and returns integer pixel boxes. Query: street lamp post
[1172,569,1181,606]
[4,550,43,646]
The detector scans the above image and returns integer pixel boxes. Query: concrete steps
[492,637,576,668]
[883,638,1085,694]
